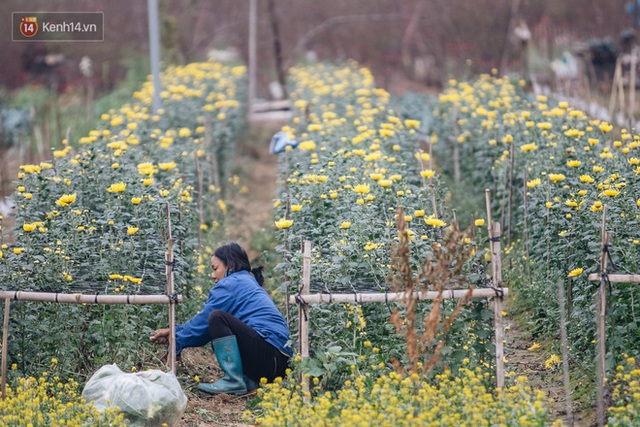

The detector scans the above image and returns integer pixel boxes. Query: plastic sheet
[82,364,188,427]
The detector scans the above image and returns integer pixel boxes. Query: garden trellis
[586,205,640,427]
[290,225,509,390]
[0,203,182,399]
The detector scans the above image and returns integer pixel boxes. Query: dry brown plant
[388,206,476,374]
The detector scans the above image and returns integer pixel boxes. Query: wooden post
[428,137,438,218]
[287,288,509,304]
[166,203,177,372]
[194,150,204,247]
[1,298,10,400]
[248,0,257,116]
[557,278,574,426]
[300,240,311,398]
[595,206,608,427]
[490,222,505,389]
[523,169,532,287]
[608,58,621,123]
[204,120,220,193]
[506,141,515,249]
[629,48,637,127]
[486,189,504,389]
[452,138,460,185]
[0,292,182,305]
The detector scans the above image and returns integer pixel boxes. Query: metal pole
[248,0,257,116]
[148,0,162,113]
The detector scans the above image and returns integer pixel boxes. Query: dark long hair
[213,242,264,286]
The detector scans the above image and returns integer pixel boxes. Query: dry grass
[388,206,475,374]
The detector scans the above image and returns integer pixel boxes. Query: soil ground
[504,311,595,426]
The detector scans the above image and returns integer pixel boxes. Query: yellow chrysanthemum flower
[107,182,126,193]
[275,218,293,229]
[424,216,446,227]
[55,193,77,207]
[568,268,583,277]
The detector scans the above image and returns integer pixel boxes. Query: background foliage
[0,61,247,380]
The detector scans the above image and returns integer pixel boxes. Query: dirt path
[176,122,282,427]
[229,126,280,259]
[505,306,595,427]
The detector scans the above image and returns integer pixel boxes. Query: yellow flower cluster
[0,373,125,426]
[252,368,557,426]
[608,355,640,426]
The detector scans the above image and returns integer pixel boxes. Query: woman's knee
[208,310,232,338]
[208,309,230,324]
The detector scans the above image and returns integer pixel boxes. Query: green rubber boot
[197,335,247,395]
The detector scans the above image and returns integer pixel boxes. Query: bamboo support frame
[0,290,182,400]
[165,202,177,372]
[0,203,182,399]
[0,291,183,305]
[582,207,640,427]
[288,288,509,305]
[299,241,311,400]
[486,189,505,389]
[293,237,507,388]
[588,273,640,283]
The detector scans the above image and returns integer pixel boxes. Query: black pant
[208,310,289,383]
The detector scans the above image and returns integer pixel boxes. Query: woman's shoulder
[216,270,257,287]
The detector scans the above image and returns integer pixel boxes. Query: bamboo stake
[194,150,204,247]
[523,169,532,287]
[608,58,621,123]
[506,141,515,250]
[630,48,637,127]
[205,120,220,193]
[287,288,509,304]
[595,205,608,427]
[557,278,574,426]
[588,273,640,283]
[283,150,292,326]
[490,222,505,389]
[166,203,176,372]
[300,240,311,400]
[485,189,504,388]
[1,298,10,400]
[452,138,460,185]
[485,189,494,252]
[0,291,183,305]
[428,136,438,218]
[618,58,626,127]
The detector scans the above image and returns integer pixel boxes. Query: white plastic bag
[82,364,188,427]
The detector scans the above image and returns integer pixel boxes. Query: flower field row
[259,63,640,424]
[428,74,640,371]
[274,62,452,294]
[268,62,500,397]
[0,61,247,378]
[252,368,557,427]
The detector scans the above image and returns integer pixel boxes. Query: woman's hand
[150,328,170,344]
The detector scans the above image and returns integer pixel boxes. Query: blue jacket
[174,271,292,357]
